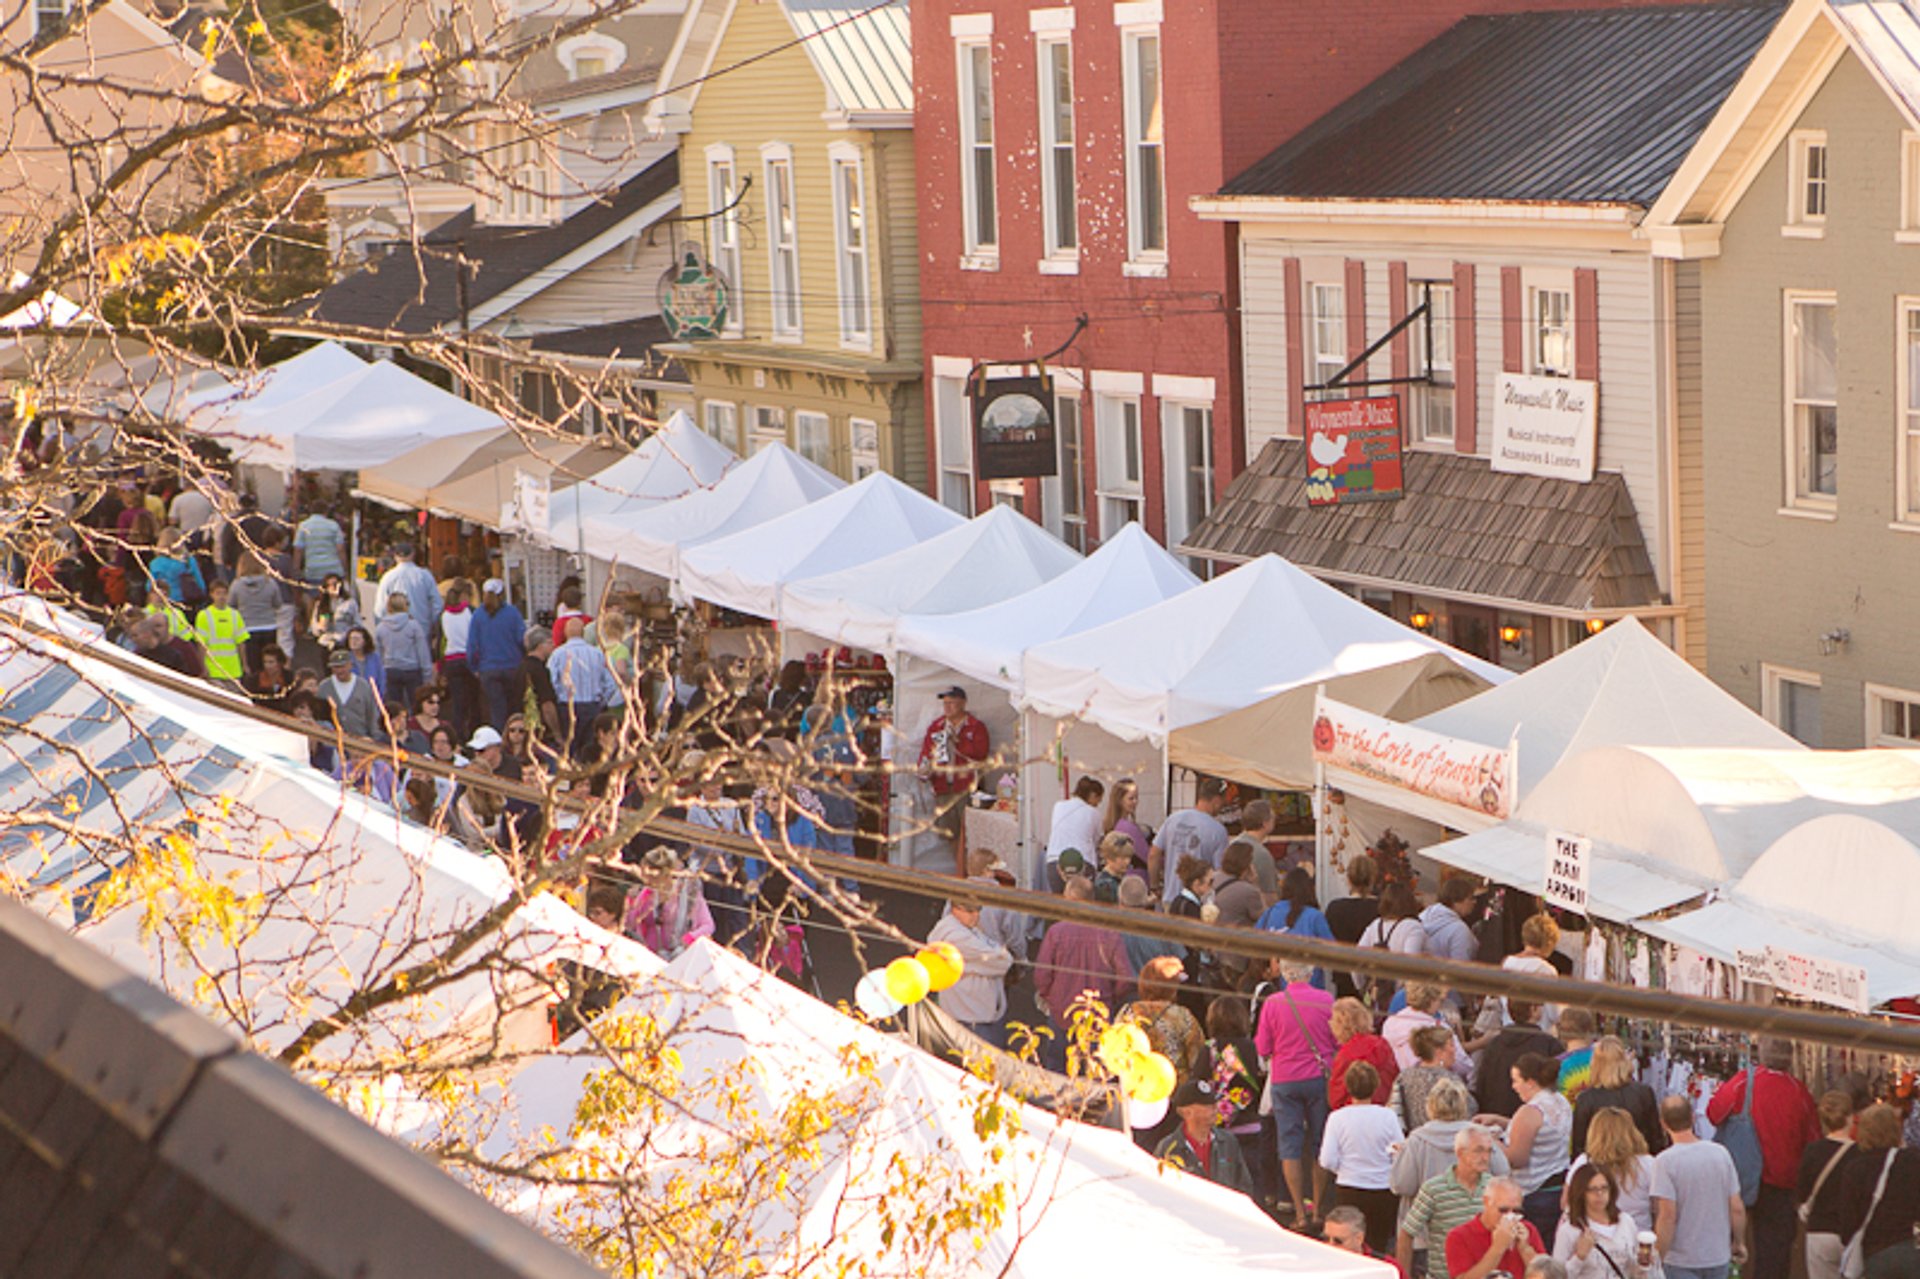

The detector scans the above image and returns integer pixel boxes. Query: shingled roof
[1221,1,1783,206]
[1181,439,1663,612]
[302,152,678,335]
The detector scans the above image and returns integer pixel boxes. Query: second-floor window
[707,149,743,335]
[1095,393,1143,531]
[1123,30,1166,263]
[1532,287,1573,378]
[1787,292,1838,505]
[1905,303,1920,520]
[33,0,67,37]
[958,41,997,258]
[499,138,550,225]
[831,152,871,347]
[1038,36,1076,262]
[1789,130,1828,230]
[1310,282,1345,395]
[1052,391,1085,550]
[1414,282,1455,444]
[763,150,801,338]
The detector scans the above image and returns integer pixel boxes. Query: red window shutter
[1501,265,1524,374]
[1575,267,1600,382]
[1455,263,1478,455]
[1285,256,1306,433]
[1345,259,1367,369]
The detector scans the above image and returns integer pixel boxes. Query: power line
[1,603,1913,1057]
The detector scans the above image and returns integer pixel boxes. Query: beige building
[1647,0,1920,745]
[644,0,923,484]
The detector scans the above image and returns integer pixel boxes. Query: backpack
[1713,1067,1765,1206]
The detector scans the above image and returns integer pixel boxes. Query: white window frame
[1762,664,1823,747]
[1784,290,1839,512]
[1309,281,1346,396]
[1160,396,1215,563]
[1412,280,1456,446]
[705,144,744,337]
[1120,24,1167,275]
[1035,30,1078,271]
[1094,385,1145,533]
[956,37,998,268]
[32,0,67,37]
[1043,375,1087,550]
[828,143,872,350]
[751,404,787,454]
[1528,271,1575,379]
[1785,129,1828,237]
[556,33,625,81]
[1901,298,1920,524]
[762,144,802,341]
[849,416,880,481]
[794,410,834,473]
[1902,133,1920,244]
[496,137,551,226]
[932,362,975,515]
[703,400,740,454]
[1866,682,1920,748]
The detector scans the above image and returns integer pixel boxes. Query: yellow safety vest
[194,606,250,680]
[147,602,193,640]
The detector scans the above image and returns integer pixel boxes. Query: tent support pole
[1315,760,1329,889]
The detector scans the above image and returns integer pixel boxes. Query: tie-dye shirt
[1557,1043,1595,1099]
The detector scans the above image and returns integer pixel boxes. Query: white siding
[1239,232,1668,585]
[511,234,678,328]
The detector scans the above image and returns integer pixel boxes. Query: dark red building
[912,0,1724,555]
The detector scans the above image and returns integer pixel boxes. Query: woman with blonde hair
[1564,1106,1655,1228]
[1328,996,1399,1110]
[1570,1036,1665,1157]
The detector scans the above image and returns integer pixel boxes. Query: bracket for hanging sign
[1307,281,1440,393]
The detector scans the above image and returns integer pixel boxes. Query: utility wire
[1,603,1915,1057]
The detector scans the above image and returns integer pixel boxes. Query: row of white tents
[0,597,1383,1277]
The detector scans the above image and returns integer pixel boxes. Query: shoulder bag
[1840,1150,1896,1279]
[1281,987,1332,1083]
[1799,1139,1852,1226]
[1713,1064,1765,1206]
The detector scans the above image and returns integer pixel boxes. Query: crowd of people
[36,474,1920,1278]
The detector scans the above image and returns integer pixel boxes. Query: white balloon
[854,969,906,1019]
[1127,1093,1169,1130]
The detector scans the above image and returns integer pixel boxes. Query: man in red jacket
[1705,1037,1818,1279]
[918,685,989,876]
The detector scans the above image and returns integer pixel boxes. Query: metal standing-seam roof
[1221,1,1785,206]
[1828,0,1920,124]
[1181,440,1664,612]
[782,0,913,116]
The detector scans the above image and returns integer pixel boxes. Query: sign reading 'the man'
[1492,372,1597,482]
[1542,830,1591,915]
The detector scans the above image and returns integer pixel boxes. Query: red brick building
[912,0,1726,556]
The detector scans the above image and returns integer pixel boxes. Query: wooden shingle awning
[1181,440,1663,613]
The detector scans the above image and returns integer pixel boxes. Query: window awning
[1180,439,1664,613]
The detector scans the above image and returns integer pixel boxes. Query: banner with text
[1542,831,1592,915]
[1492,372,1597,482]
[1311,693,1515,819]
[1304,396,1404,506]
[1734,945,1871,1013]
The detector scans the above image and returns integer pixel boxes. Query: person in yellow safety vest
[144,579,194,641]
[194,579,251,685]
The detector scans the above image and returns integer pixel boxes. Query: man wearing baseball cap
[1154,1079,1255,1196]
[467,577,526,731]
[917,685,989,876]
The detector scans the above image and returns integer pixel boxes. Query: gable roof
[300,152,678,335]
[647,0,909,129]
[1647,0,1920,235]
[1221,2,1784,206]
[1181,440,1664,613]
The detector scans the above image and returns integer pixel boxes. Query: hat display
[467,725,503,750]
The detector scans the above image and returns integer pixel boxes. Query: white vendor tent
[583,442,843,583]
[381,941,1385,1278]
[1022,553,1500,756]
[360,426,627,530]
[193,353,504,472]
[780,505,1082,655]
[185,339,364,425]
[1414,618,1801,813]
[1637,814,1920,1008]
[543,410,737,549]
[1422,745,1920,924]
[676,471,964,620]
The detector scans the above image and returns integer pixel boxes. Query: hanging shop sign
[1311,693,1514,819]
[969,371,1058,480]
[1491,372,1597,482]
[1542,830,1592,915]
[1734,946,1870,1014]
[658,244,731,340]
[1304,396,1404,506]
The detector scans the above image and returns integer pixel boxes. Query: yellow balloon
[884,956,932,1005]
[916,942,965,992]
[1129,1052,1176,1104]
[1098,1023,1152,1075]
